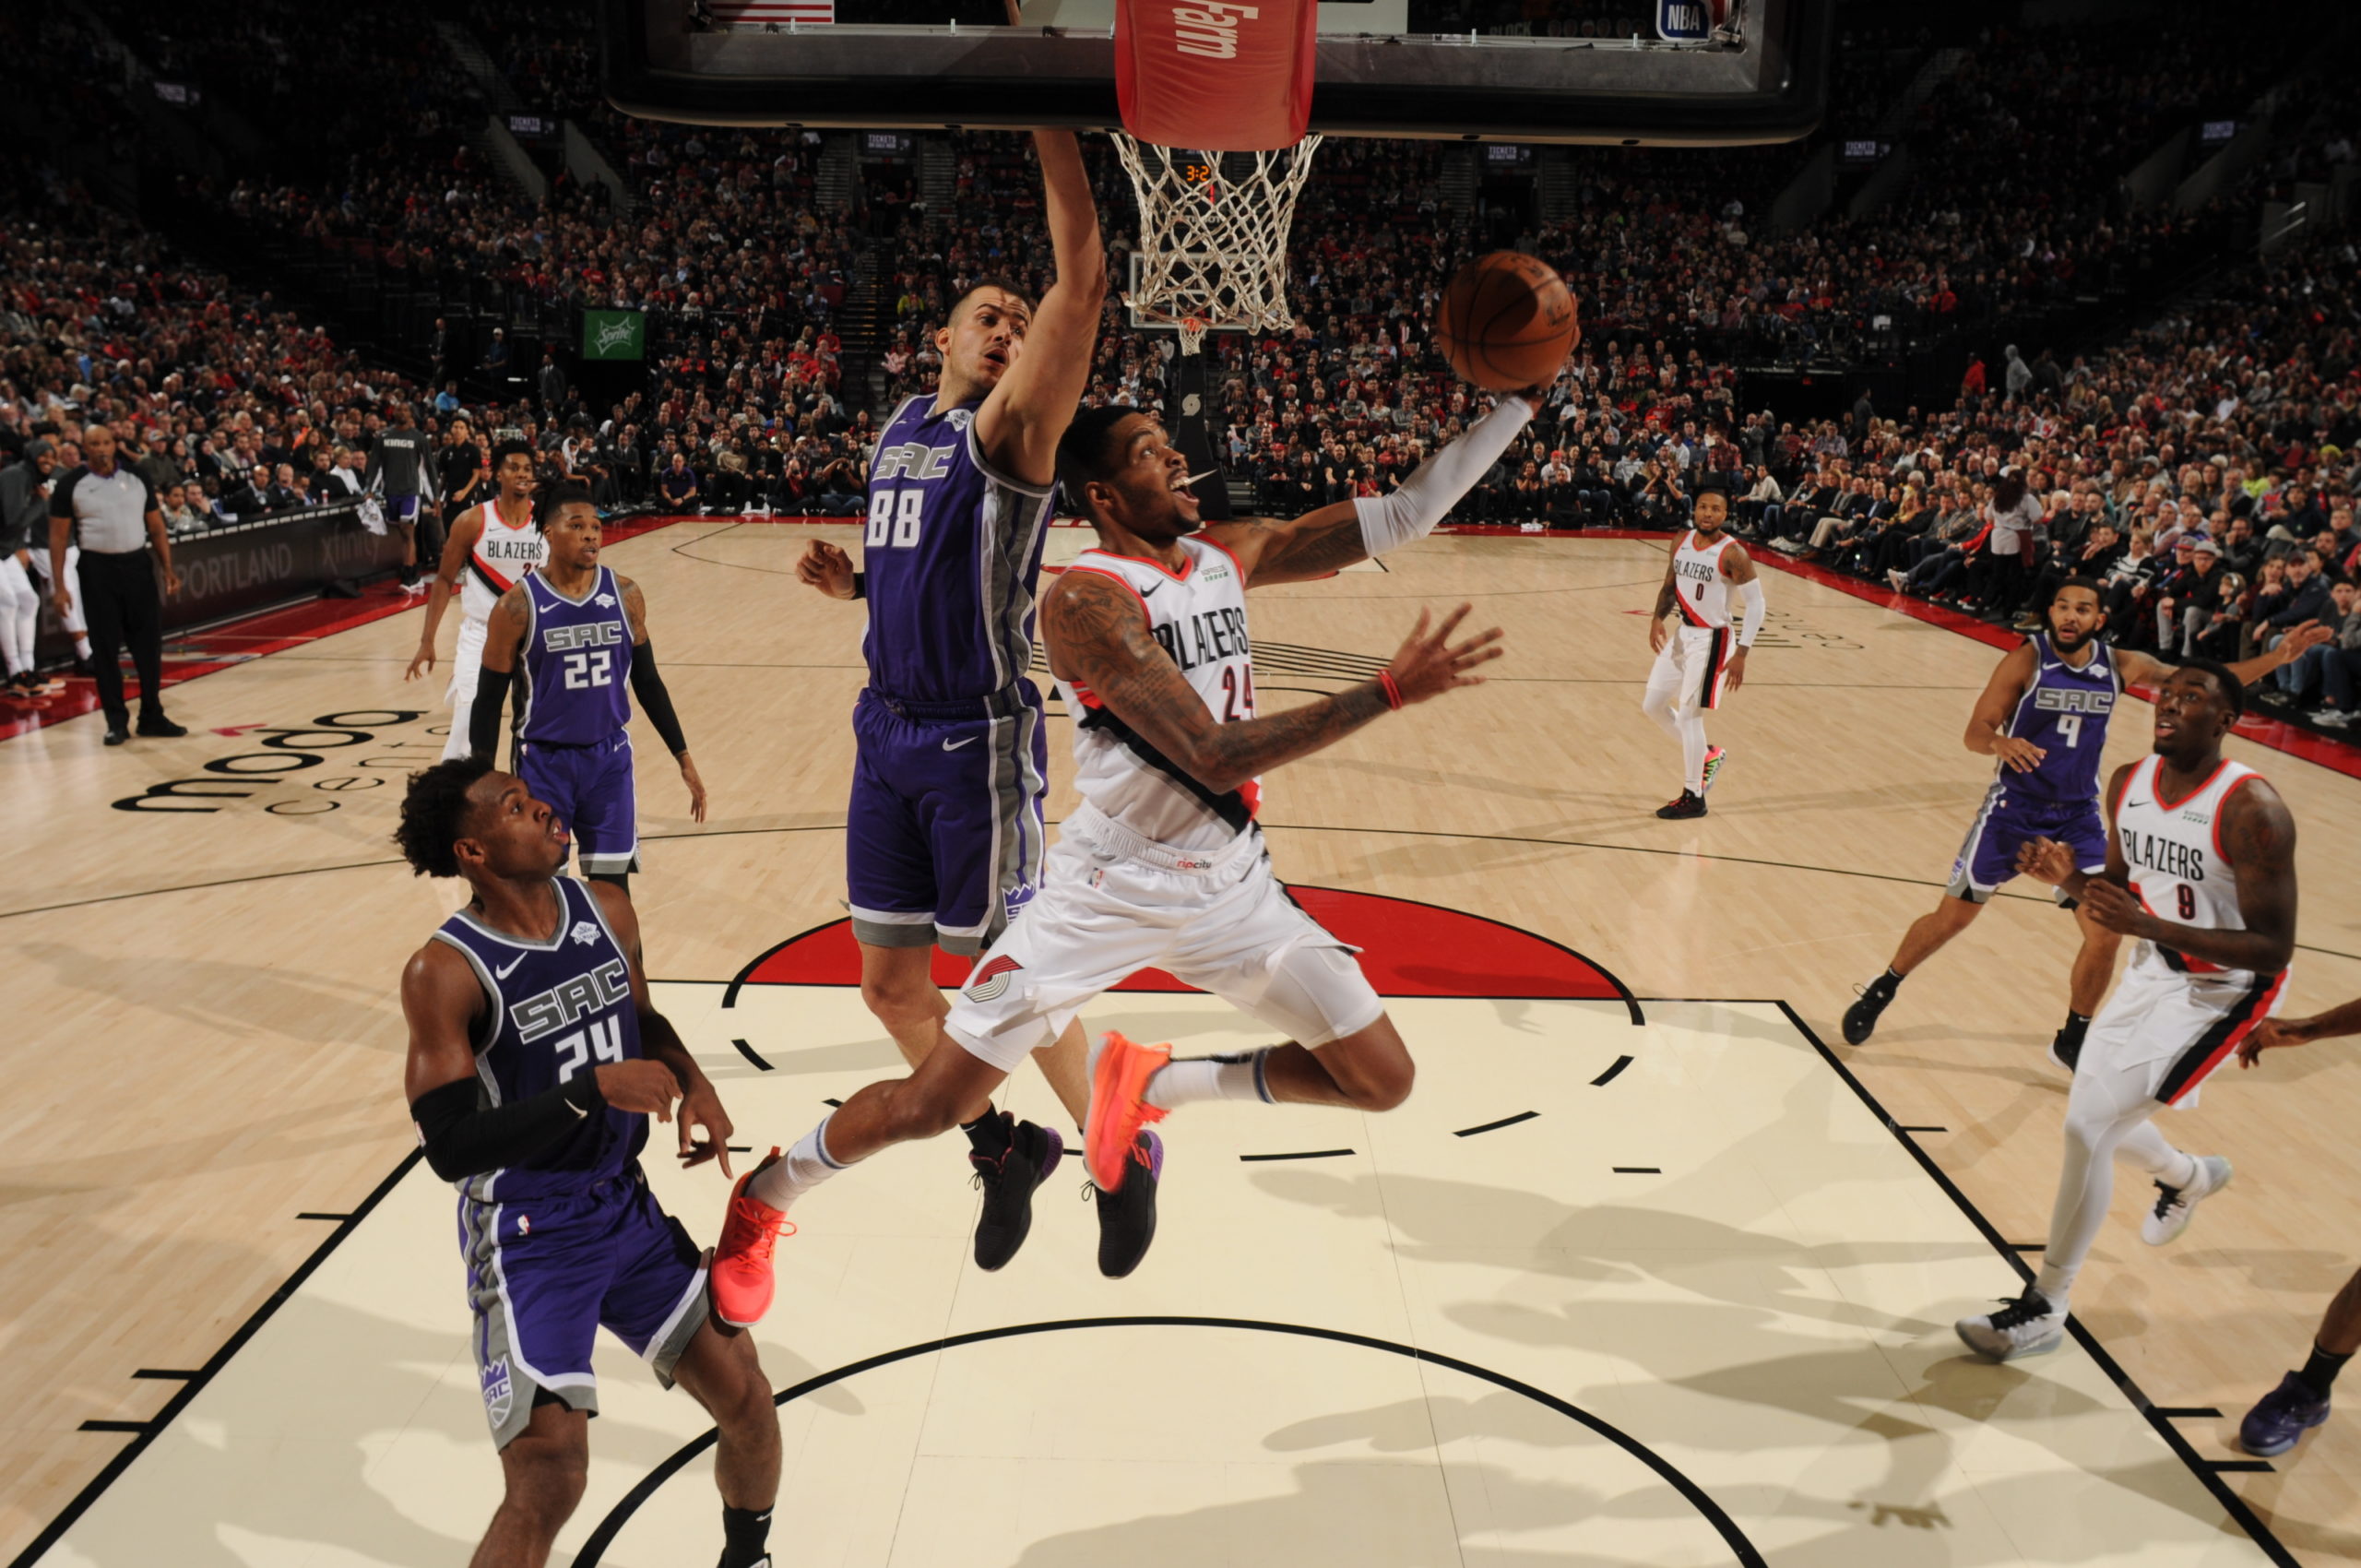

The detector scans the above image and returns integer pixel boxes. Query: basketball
[1435,252,1580,391]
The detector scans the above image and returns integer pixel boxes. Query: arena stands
[6,0,2357,732]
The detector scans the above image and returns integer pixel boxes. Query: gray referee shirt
[49,464,157,553]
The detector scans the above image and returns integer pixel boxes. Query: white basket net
[1111,133,1324,354]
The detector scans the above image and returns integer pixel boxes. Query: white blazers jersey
[1059,536,1259,851]
[2113,754,2275,985]
[1669,529,1737,629]
[462,498,546,622]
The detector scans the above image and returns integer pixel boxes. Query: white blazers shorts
[943,807,1386,1073]
[2082,953,2288,1110]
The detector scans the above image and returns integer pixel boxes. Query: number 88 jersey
[1059,536,1261,853]
[516,565,634,748]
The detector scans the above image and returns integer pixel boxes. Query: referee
[49,423,184,744]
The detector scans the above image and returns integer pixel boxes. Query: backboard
[600,0,1830,145]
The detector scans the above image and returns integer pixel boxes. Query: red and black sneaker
[1655,789,1708,820]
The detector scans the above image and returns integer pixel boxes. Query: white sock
[1679,710,1709,794]
[74,635,93,660]
[746,1117,845,1212]
[1145,1050,1275,1111]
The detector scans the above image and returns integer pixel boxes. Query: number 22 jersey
[515,564,634,748]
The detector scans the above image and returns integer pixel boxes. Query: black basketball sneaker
[968,1112,1062,1271]
[1655,789,1707,820]
[1093,1130,1163,1278]
[1841,971,1900,1045]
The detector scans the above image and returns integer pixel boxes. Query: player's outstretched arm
[464,586,529,761]
[976,130,1107,488]
[408,504,482,680]
[589,880,733,1173]
[1211,390,1543,588]
[2117,623,2335,692]
[2242,993,2361,1065]
[1964,643,2045,772]
[619,576,706,820]
[1044,572,1500,795]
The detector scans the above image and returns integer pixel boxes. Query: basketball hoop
[1112,134,1323,356]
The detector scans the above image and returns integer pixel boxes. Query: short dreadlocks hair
[394,756,494,878]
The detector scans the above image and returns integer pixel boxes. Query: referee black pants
[80,548,166,727]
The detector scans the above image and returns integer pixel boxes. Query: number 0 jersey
[516,565,635,748]
[2113,754,2275,985]
[1058,536,1258,852]
[1669,529,1737,628]
[2002,633,2122,805]
[463,497,547,623]
[861,395,1055,703]
[428,876,649,1201]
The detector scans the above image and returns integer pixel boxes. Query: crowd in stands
[6,0,2359,729]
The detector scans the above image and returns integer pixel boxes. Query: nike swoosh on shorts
[943,736,979,751]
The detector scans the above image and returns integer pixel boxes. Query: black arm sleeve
[850,571,866,600]
[469,662,509,759]
[628,640,691,755]
[409,1074,603,1182]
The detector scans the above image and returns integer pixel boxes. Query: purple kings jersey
[2001,632,2122,805]
[861,395,1055,701]
[427,876,648,1201]
[516,565,635,748]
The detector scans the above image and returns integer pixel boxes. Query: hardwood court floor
[4,522,2358,1565]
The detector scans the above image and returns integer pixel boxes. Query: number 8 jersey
[516,564,634,748]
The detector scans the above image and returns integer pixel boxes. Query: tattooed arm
[1204,501,1368,588]
[2038,772,2297,973]
[2150,777,2297,974]
[1041,570,1502,796]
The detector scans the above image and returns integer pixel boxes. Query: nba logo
[1655,0,1721,41]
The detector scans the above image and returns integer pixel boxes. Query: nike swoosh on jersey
[943,735,979,751]
[1138,580,1162,598]
[495,955,526,979]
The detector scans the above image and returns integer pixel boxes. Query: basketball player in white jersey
[1957,659,2297,1360]
[709,389,1544,1322]
[407,442,547,762]
[1643,490,1763,819]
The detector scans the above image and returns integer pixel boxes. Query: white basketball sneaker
[2142,1156,2231,1246]
[1956,1289,2067,1360]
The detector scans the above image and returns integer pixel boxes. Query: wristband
[1378,671,1405,710]
[850,571,866,600]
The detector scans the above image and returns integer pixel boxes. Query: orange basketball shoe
[1086,1032,1170,1193]
[711,1148,795,1327]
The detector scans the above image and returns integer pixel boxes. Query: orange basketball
[1435,252,1580,392]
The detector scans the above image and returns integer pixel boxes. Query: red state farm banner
[1114,0,1318,152]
